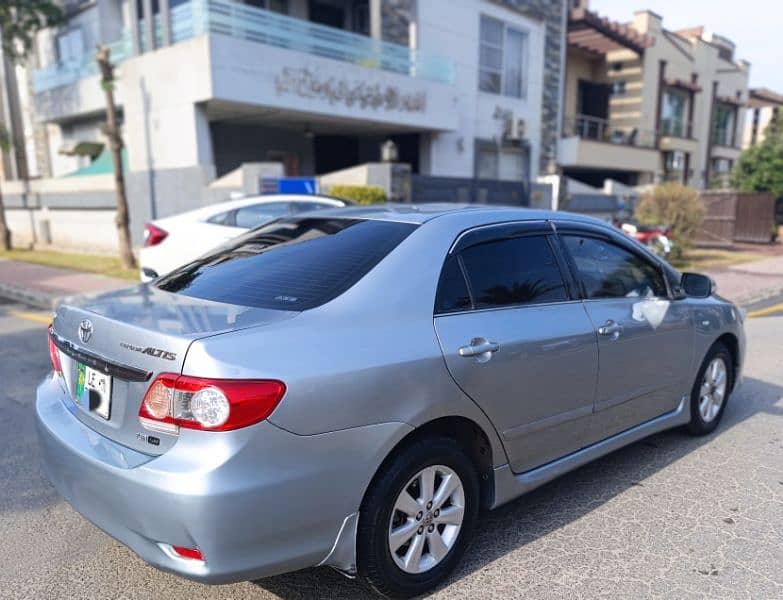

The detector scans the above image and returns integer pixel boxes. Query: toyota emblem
[78,319,94,344]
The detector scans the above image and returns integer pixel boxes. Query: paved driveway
[0,303,781,599]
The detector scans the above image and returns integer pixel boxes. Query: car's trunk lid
[51,284,298,455]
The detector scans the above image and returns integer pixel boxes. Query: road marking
[9,310,51,325]
[746,303,783,319]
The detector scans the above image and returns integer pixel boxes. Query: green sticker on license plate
[76,363,86,404]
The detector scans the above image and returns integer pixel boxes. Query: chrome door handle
[459,338,500,358]
[597,320,623,338]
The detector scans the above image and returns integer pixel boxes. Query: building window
[660,89,689,138]
[612,81,626,96]
[475,140,530,182]
[479,15,528,99]
[56,27,84,65]
[712,103,735,147]
[711,158,733,174]
[244,0,288,13]
[663,150,687,182]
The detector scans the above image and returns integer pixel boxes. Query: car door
[434,223,599,473]
[556,225,694,444]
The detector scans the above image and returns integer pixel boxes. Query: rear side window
[435,256,472,314]
[156,218,416,310]
[207,210,232,225]
[290,201,339,213]
[563,235,667,299]
[234,202,291,229]
[457,235,568,310]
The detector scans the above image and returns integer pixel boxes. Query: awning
[568,8,654,56]
[64,148,127,177]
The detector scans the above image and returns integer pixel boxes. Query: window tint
[234,202,291,229]
[156,218,416,310]
[563,235,667,299]
[460,235,568,309]
[435,256,472,314]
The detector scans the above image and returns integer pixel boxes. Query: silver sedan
[37,204,745,598]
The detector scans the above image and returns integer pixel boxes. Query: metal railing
[711,126,736,148]
[563,114,656,148]
[659,118,694,139]
[33,0,454,93]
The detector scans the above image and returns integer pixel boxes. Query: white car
[139,195,348,280]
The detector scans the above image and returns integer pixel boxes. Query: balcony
[659,118,693,140]
[32,0,454,95]
[559,114,659,174]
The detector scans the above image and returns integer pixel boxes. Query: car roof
[308,202,609,227]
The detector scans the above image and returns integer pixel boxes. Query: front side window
[563,235,667,299]
[479,15,528,99]
[460,235,567,309]
[156,218,416,310]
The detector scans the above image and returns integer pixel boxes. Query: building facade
[559,2,750,191]
[742,88,783,149]
[0,0,567,245]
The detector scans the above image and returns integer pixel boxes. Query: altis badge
[120,342,177,361]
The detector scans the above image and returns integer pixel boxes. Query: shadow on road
[253,376,783,599]
[0,326,61,515]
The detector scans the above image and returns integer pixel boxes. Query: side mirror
[680,272,713,298]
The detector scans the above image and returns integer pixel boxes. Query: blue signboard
[277,177,318,195]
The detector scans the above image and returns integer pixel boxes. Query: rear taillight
[139,374,286,433]
[48,325,63,376]
[143,223,168,247]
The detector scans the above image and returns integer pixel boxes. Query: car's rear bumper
[35,375,411,583]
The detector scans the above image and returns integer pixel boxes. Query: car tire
[687,342,733,436]
[357,436,480,599]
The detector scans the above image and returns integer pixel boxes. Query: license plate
[76,363,112,420]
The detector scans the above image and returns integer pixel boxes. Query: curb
[0,282,56,310]
[733,285,783,309]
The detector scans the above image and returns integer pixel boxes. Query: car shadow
[0,326,62,515]
[253,376,783,599]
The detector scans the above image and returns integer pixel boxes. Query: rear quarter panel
[181,215,511,468]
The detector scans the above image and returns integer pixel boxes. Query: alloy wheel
[388,465,465,574]
[699,357,728,423]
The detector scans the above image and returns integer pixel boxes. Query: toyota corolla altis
[37,204,744,598]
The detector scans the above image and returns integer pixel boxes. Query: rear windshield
[155,218,416,310]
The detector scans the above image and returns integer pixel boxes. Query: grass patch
[670,248,767,272]
[0,249,139,281]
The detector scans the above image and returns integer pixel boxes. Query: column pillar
[128,0,141,55]
[142,0,155,51]
[160,0,172,47]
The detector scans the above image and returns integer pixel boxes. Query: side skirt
[491,396,690,509]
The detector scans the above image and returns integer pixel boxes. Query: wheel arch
[715,332,740,391]
[363,416,497,511]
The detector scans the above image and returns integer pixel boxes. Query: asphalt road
[0,300,781,600]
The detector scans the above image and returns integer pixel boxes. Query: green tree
[96,46,136,269]
[635,182,705,261]
[0,1,63,250]
[731,126,783,199]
